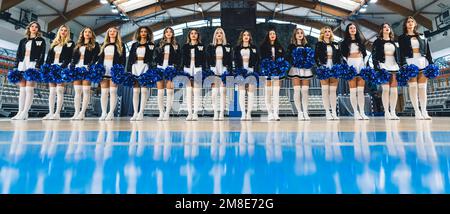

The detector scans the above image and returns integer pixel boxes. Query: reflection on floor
[0,118,449,193]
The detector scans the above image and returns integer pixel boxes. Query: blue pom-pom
[221,70,232,84]
[397,64,420,86]
[51,64,64,84]
[423,64,440,79]
[138,68,162,87]
[374,69,392,85]
[360,66,377,83]
[7,69,22,84]
[87,64,105,83]
[110,64,126,85]
[122,73,136,87]
[61,67,76,82]
[74,66,88,81]
[292,47,315,69]
[259,58,276,77]
[39,64,52,83]
[164,66,178,80]
[315,66,331,80]
[194,69,214,81]
[23,68,41,82]
[330,64,350,78]
[333,64,358,81]
[272,57,290,78]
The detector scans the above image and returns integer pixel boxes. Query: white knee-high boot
[164,89,173,120]
[329,86,339,120]
[390,87,399,120]
[193,88,201,120]
[357,87,368,120]
[321,85,332,120]
[157,89,164,120]
[54,85,65,120]
[99,88,109,120]
[247,91,255,120]
[408,82,422,119]
[12,87,27,120]
[186,87,193,121]
[265,85,273,120]
[418,83,431,120]
[293,85,303,120]
[18,86,35,120]
[106,87,117,120]
[301,86,310,120]
[272,85,280,121]
[77,85,90,120]
[71,85,82,120]
[131,88,140,121]
[350,88,360,119]
[212,87,219,120]
[43,87,56,120]
[239,89,246,120]
[219,86,226,120]
[138,87,148,120]
[381,85,391,119]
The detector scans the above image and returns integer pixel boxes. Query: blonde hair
[212,28,227,46]
[159,27,178,48]
[319,26,334,42]
[51,25,71,48]
[100,27,123,56]
[25,21,42,39]
[75,27,96,51]
[290,28,308,46]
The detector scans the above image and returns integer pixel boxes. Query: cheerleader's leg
[293,79,303,120]
[211,85,219,120]
[131,86,140,121]
[53,84,65,120]
[265,80,273,121]
[382,84,391,119]
[408,79,423,119]
[272,80,281,121]
[43,84,56,120]
[157,81,165,121]
[106,82,117,121]
[389,74,399,120]
[71,83,82,120]
[301,80,310,120]
[137,87,148,121]
[418,75,431,120]
[12,85,26,120]
[320,81,332,120]
[77,82,91,120]
[219,85,226,120]
[99,80,109,121]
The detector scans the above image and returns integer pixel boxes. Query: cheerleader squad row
[7,16,439,121]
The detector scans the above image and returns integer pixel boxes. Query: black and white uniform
[207,44,233,76]
[98,43,127,77]
[181,43,206,77]
[260,42,284,78]
[400,35,432,70]
[341,40,367,74]
[372,39,400,73]
[234,45,259,73]
[127,42,155,76]
[315,41,342,69]
[72,42,100,69]
[15,37,46,71]
[46,41,75,68]
[286,43,313,79]
[155,43,180,70]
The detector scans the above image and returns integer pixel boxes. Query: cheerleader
[181,29,207,121]
[70,27,100,120]
[399,16,434,120]
[260,29,284,121]
[97,27,126,121]
[341,23,369,120]
[43,25,75,120]
[315,26,342,120]
[11,21,46,120]
[155,27,180,121]
[234,30,259,121]
[372,23,400,120]
[286,28,312,120]
[206,28,233,121]
[127,26,155,121]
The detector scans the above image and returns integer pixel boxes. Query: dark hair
[237,30,253,46]
[378,23,394,40]
[343,23,364,44]
[186,29,201,44]
[134,26,153,42]
[261,29,281,48]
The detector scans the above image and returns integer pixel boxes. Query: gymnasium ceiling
[2,0,448,44]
